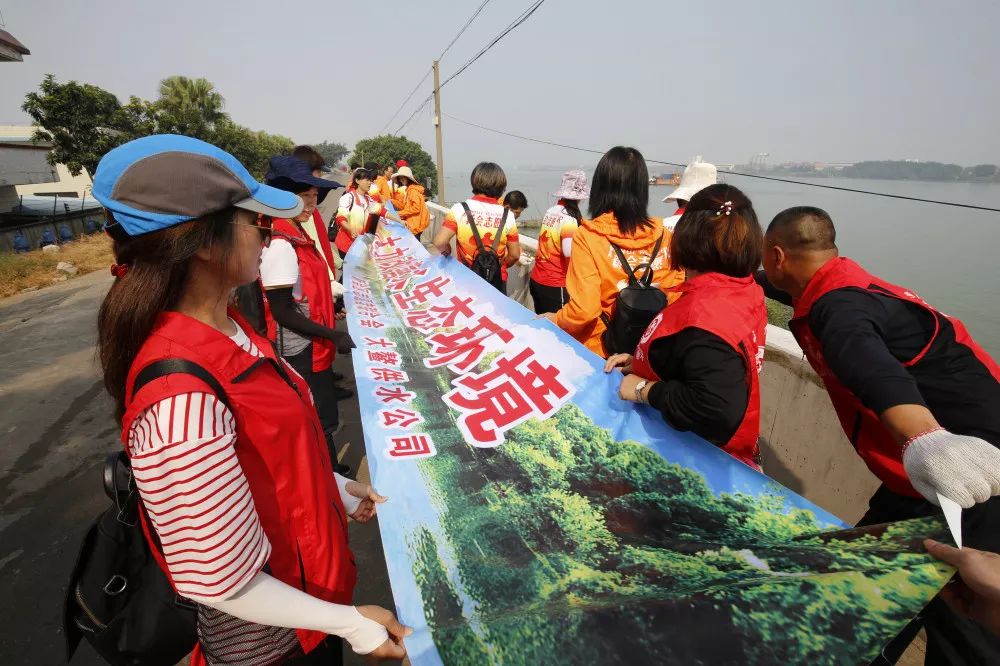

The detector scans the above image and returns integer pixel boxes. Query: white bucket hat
[391,166,417,184]
[663,159,717,202]
[553,169,590,200]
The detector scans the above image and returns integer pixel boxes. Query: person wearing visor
[94,135,409,665]
[260,157,355,476]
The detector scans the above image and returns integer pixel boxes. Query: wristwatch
[634,380,649,404]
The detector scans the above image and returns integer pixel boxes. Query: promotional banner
[344,222,953,665]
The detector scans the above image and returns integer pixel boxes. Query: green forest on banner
[382,323,951,665]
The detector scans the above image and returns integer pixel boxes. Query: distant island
[750,160,1000,183]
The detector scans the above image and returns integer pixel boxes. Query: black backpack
[600,235,669,355]
[461,202,508,290]
[64,360,230,666]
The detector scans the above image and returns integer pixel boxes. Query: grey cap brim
[233,195,304,219]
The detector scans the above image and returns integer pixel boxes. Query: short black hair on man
[503,190,528,209]
[766,206,837,253]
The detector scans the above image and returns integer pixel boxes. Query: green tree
[312,140,351,167]
[211,119,295,180]
[155,75,226,139]
[22,74,139,176]
[350,134,437,197]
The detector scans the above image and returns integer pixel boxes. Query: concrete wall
[758,328,881,523]
[0,125,93,197]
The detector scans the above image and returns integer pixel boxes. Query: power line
[439,0,493,61]
[379,0,492,134]
[380,68,432,134]
[393,0,547,137]
[439,0,547,90]
[444,113,1000,213]
[394,97,432,137]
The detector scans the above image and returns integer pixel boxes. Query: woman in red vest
[261,157,355,476]
[604,184,766,469]
[93,135,408,665]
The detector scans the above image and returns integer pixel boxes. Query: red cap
[395,159,408,168]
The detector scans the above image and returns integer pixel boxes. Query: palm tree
[156,76,226,138]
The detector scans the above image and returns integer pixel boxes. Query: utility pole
[432,60,446,204]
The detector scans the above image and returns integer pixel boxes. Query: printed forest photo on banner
[343,217,953,666]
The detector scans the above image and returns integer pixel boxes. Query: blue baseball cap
[92,134,303,237]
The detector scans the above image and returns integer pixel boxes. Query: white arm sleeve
[561,237,573,258]
[208,572,389,655]
[335,472,363,515]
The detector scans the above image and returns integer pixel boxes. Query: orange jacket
[554,212,685,357]
[373,176,393,204]
[391,183,430,235]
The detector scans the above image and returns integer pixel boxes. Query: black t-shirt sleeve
[755,269,793,307]
[645,328,749,446]
[808,289,927,413]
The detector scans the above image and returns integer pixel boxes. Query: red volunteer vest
[790,257,1000,497]
[632,273,766,468]
[269,218,335,372]
[310,208,338,276]
[121,310,356,656]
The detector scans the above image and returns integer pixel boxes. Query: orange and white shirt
[336,188,384,240]
[530,202,578,287]
[443,195,519,281]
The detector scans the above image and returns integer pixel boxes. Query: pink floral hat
[553,169,589,200]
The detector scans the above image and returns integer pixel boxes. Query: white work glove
[902,428,1000,508]
[330,279,345,298]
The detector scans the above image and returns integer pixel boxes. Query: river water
[442,170,1000,356]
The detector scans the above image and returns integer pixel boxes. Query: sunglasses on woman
[229,214,273,246]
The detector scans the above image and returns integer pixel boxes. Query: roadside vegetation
[0,234,112,298]
[766,298,792,329]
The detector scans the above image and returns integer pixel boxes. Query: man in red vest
[760,206,1000,665]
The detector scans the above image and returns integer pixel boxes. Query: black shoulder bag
[63,360,230,666]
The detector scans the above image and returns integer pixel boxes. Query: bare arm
[432,227,455,256]
[880,404,940,445]
[505,241,521,267]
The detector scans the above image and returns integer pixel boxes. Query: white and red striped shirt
[127,321,298,665]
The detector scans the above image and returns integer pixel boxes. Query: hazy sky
[2,0,998,171]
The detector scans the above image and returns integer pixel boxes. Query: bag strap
[461,202,488,254]
[131,358,232,412]
[640,234,665,287]
[610,242,642,288]
[492,209,509,252]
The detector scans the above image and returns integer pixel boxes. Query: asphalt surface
[0,272,394,665]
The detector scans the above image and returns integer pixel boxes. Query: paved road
[0,273,393,665]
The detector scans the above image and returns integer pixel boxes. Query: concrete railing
[423,199,877,523]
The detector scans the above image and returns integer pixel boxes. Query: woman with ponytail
[604,184,767,469]
[94,135,409,665]
[529,170,588,314]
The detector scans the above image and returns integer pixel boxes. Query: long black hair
[560,199,583,224]
[588,146,651,235]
